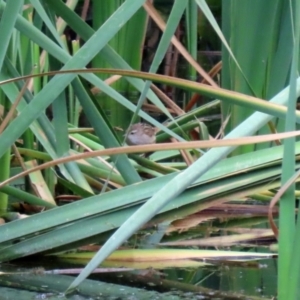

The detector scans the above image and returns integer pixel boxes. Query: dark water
[0,255,276,300]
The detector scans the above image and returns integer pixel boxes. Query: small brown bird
[125,123,156,145]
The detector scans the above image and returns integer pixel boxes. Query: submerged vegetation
[0,0,299,299]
